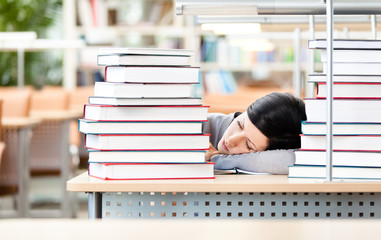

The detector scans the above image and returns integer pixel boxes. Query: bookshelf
[63,0,198,86]
[62,0,381,92]
[175,0,381,182]
[0,32,84,89]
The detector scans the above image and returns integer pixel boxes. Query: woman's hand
[205,142,220,161]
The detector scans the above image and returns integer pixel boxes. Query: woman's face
[217,111,268,155]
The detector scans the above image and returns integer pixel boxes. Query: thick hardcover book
[323,62,381,75]
[98,47,194,56]
[308,73,381,83]
[105,66,200,84]
[85,133,210,150]
[304,98,381,123]
[317,82,381,98]
[88,162,215,180]
[301,121,381,135]
[88,150,206,163]
[83,105,209,121]
[308,39,381,50]
[288,165,381,180]
[88,96,202,106]
[93,82,194,98]
[97,54,191,66]
[300,134,381,152]
[320,49,381,63]
[78,119,204,134]
[294,150,381,167]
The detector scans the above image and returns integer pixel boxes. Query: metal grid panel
[29,120,65,170]
[102,192,381,219]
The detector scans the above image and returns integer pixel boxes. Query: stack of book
[289,39,381,180]
[79,47,214,180]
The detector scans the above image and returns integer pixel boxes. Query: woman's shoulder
[207,112,236,122]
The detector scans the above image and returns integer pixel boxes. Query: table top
[30,109,82,121]
[2,117,41,128]
[1,219,381,240]
[67,172,381,193]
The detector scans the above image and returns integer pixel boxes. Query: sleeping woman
[203,92,307,174]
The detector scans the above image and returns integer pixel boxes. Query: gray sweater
[202,112,296,174]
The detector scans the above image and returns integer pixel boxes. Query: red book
[300,134,381,152]
[317,82,381,98]
[304,98,381,123]
[104,66,200,84]
[85,133,210,151]
[88,162,215,180]
[83,104,209,121]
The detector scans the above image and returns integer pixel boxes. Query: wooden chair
[0,88,36,217]
[29,86,80,217]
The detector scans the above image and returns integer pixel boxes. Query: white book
[88,150,207,163]
[301,121,381,135]
[323,62,381,75]
[304,98,381,123]
[295,150,381,167]
[98,47,194,56]
[309,39,381,50]
[83,105,209,121]
[88,162,215,180]
[78,119,204,134]
[316,82,381,98]
[88,96,202,106]
[97,54,192,66]
[321,49,381,63]
[308,74,381,83]
[300,134,381,151]
[104,66,200,83]
[288,165,381,180]
[85,133,210,150]
[93,82,194,98]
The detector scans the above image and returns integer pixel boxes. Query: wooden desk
[1,117,40,217]
[67,173,381,219]
[28,110,82,218]
[1,219,381,240]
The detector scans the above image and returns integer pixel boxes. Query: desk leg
[17,127,31,217]
[60,120,71,218]
[88,192,102,219]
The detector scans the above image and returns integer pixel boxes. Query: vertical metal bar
[60,120,71,217]
[88,192,102,219]
[17,128,31,217]
[17,48,24,90]
[293,28,301,98]
[371,15,377,39]
[308,15,316,98]
[326,0,334,181]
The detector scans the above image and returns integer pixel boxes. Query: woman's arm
[210,149,296,175]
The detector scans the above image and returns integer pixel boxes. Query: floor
[0,170,89,219]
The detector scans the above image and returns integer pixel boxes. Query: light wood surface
[30,109,82,121]
[67,172,381,193]
[0,219,381,240]
[1,117,41,128]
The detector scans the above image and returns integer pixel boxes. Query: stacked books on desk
[79,47,214,180]
[289,39,381,180]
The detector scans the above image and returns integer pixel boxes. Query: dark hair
[246,92,307,150]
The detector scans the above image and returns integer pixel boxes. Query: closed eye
[238,120,255,151]
[246,140,254,151]
[237,120,243,129]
